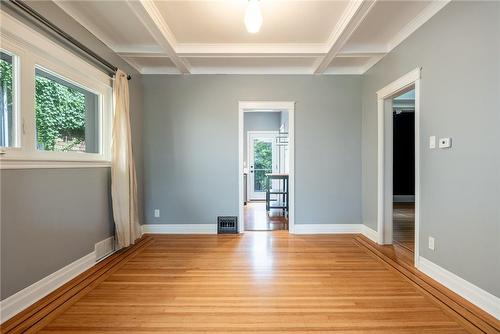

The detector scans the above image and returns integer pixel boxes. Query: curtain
[111,69,141,248]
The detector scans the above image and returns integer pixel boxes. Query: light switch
[428,236,435,251]
[429,136,436,149]
[438,137,452,149]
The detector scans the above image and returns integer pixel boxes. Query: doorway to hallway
[238,101,295,233]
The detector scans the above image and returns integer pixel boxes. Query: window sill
[0,159,111,169]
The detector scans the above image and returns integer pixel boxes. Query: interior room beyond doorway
[243,111,289,231]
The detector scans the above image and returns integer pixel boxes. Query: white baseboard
[417,256,500,320]
[293,224,363,234]
[142,224,217,234]
[293,224,378,243]
[0,252,95,324]
[361,225,378,242]
[0,236,117,324]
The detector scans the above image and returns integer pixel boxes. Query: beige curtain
[111,69,141,248]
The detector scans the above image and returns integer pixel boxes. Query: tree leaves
[35,76,86,151]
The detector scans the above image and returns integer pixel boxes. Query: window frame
[0,11,113,169]
[0,48,20,149]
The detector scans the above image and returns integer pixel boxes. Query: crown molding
[387,0,451,52]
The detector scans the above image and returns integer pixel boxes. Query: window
[35,68,100,153]
[0,51,16,148]
[0,12,112,167]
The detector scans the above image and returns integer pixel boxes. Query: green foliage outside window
[254,140,272,191]
[0,58,87,151]
[35,75,86,151]
[0,58,13,146]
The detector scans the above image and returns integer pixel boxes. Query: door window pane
[253,140,272,192]
[0,51,15,147]
[35,68,99,153]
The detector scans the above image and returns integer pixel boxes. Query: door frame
[247,131,279,200]
[238,101,295,233]
[376,67,421,266]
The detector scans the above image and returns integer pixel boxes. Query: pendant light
[245,0,263,33]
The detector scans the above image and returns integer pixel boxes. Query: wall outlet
[154,209,160,218]
[429,136,436,149]
[428,236,435,251]
[438,137,452,149]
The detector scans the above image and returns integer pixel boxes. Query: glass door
[248,132,277,200]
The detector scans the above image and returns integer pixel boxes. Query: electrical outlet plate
[154,209,160,218]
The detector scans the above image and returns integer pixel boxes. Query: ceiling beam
[126,0,190,74]
[175,43,326,58]
[314,0,377,74]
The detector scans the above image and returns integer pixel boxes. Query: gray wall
[0,168,113,299]
[142,75,362,226]
[361,1,500,296]
[243,112,281,166]
[0,2,143,299]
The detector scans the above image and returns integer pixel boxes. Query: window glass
[35,68,99,153]
[0,51,15,147]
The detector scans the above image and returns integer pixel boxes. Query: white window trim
[0,10,113,169]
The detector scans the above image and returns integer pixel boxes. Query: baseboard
[293,224,363,234]
[393,195,415,202]
[361,225,378,242]
[417,256,500,320]
[142,224,217,234]
[0,252,95,323]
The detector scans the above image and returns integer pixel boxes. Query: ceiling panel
[154,0,350,44]
[55,0,157,49]
[342,0,432,52]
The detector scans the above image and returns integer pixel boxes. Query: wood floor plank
[27,232,484,333]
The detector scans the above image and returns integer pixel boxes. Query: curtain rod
[4,0,132,80]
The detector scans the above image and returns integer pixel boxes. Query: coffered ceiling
[53,0,450,75]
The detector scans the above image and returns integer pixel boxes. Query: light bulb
[245,0,262,33]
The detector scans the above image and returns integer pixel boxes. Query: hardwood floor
[244,201,288,231]
[393,202,415,252]
[12,233,491,333]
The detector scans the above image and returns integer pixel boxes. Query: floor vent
[217,216,238,234]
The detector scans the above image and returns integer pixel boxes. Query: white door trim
[376,67,421,266]
[247,131,279,200]
[238,101,295,233]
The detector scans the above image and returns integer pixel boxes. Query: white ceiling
[54,0,450,75]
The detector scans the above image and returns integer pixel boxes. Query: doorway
[238,101,295,233]
[392,89,415,253]
[377,68,421,266]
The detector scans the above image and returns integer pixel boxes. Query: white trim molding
[294,224,360,235]
[141,224,217,235]
[294,224,377,242]
[417,257,500,320]
[0,160,111,169]
[0,252,95,323]
[361,224,378,242]
[376,67,421,267]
